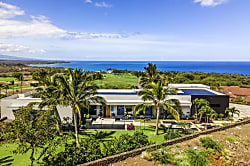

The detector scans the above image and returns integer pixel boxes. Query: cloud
[0,43,46,54]
[94,2,112,8]
[0,2,126,39]
[63,32,130,40]
[85,0,93,3]
[194,0,227,6]
[85,0,112,8]
[0,15,66,38]
[0,1,24,19]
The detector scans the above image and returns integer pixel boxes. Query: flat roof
[168,84,210,89]
[178,89,217,95]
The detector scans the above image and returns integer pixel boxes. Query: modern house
[0,84,229,122]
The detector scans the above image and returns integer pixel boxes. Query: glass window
[145,106,153,116]
[89,106,97,115]
[117,105,125,115]
[111,105,115,117]
[125,106,133,115]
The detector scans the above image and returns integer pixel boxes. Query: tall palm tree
[192,98,209,121]
[38,75,62,132]
[135,81,180,135]
[140,63,160,85]
[57,68,106,146]
[225,107,240,119]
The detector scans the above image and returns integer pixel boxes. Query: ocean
[30,61,250,75]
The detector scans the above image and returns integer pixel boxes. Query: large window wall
[117,105,125,116]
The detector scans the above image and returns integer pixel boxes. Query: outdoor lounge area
[83,118,140,130]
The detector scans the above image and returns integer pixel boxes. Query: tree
[9,80,15,95]
[225,107,240,120]
[12,72,24,93]
[0,83,4,97]
[3,84,9,95]
[140,63,160,85]
[192,98,209,121]
[32,70,49,85]
[135,81,180,135]
[38,74,62,132]
[57,68,106,146]
[198,105,217,126]
[2,103,58,166]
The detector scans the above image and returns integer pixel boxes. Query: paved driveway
[229,103,250,118]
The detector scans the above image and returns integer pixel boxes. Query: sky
[0,0,250,61]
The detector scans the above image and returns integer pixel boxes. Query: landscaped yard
[0,77,17,82]
[135,119,158,124]
[94,73,138,89]
[79,126,166,143]
[0,126,166,166]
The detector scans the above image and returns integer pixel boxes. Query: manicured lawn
[79,126,166,144]
[94,73,138,89]
[0,77,16,82]
[135,119,158,124]
[0,126,166,166]
[0,143,33,166]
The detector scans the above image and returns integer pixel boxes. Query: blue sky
[0,0,249,61]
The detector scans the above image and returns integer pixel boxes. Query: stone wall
[79,119,250,166]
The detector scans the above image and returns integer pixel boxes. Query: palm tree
[192,98,209,121]
[225,107,240,120]
[140,63,160,85]
[135,81,180,135]
[38,74,62,132]
[57,68,106,146]
[198,105,217,128]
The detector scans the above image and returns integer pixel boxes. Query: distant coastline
[28,61,250,75]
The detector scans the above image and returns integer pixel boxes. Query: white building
[0,84,228,122]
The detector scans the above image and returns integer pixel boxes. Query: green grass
[135,119,157,124]
[0,126,167,166]
[0,77,16,82]
[0,143,32,166]
[79,126,166,144]
[94,73,138,89]
[225,136,237,143]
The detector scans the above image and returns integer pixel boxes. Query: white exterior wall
[0,98,41,120]
[0,97,73,122]
[56,106,73,122]
[181,106,192,118]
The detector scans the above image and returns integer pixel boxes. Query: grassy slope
[0,126,166,166]
[94,73,138,89]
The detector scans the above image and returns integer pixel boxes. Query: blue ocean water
[30,61,250,75]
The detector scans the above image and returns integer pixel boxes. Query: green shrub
[151,147,174,165]
[241,141,249,146]
[200,137,223,152]
[42,136,102,165]
[225,136,237,143]
[164,129,184,140]
[173,154,191,166]
[185,149,211,166]
[102,132,150,156]
[42,132,150,165]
